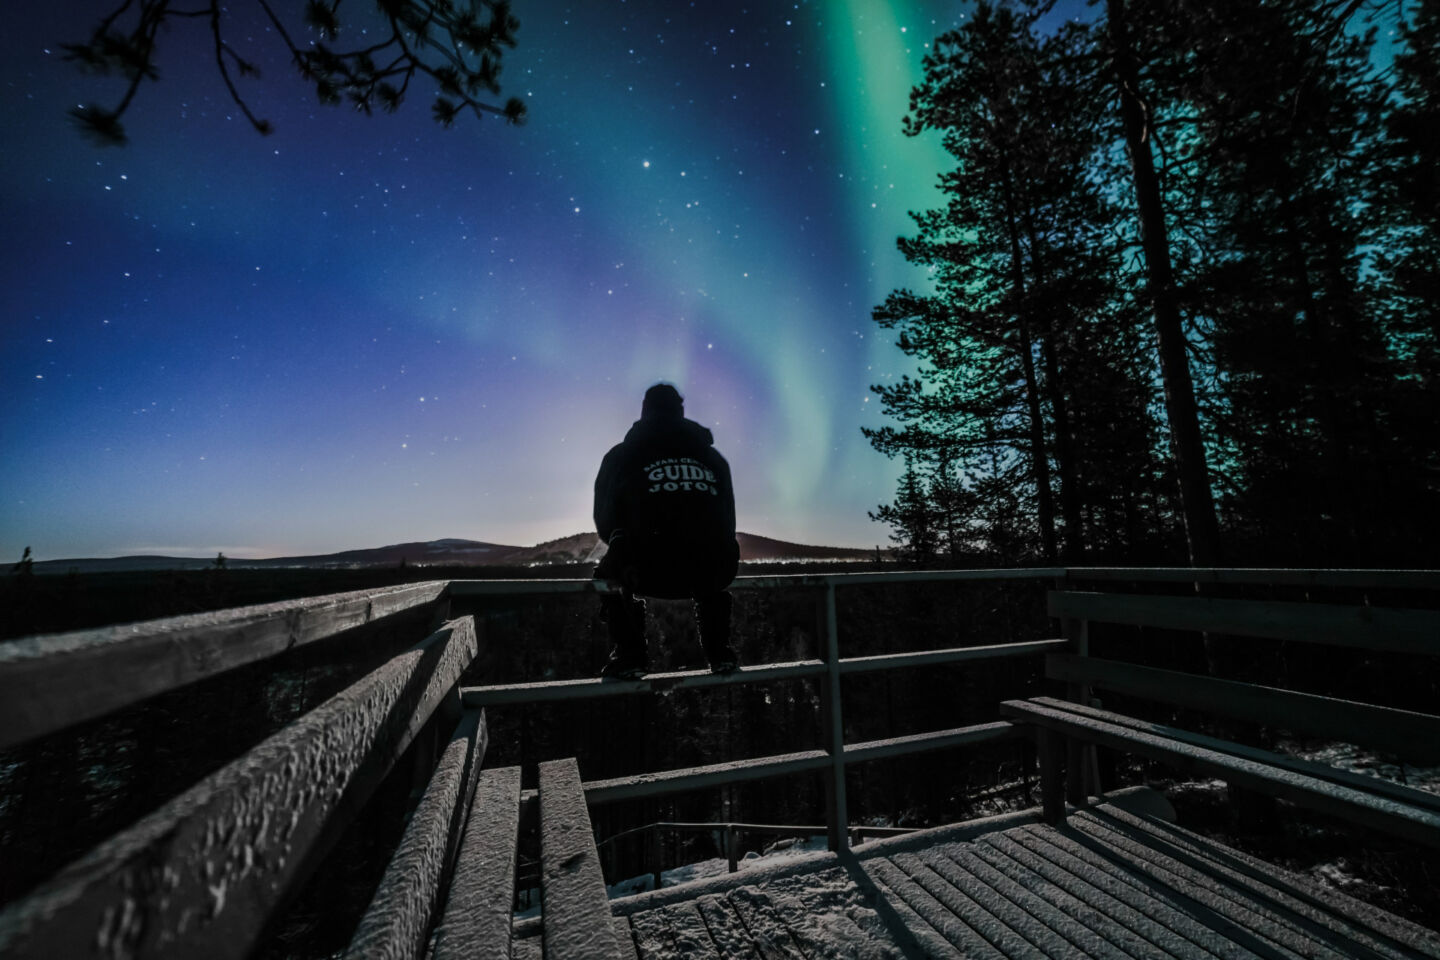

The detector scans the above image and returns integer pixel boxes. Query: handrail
[1065,567,1440,588]
[447,566,1440,597]
[457,565,1435,856]
[0,580,449,751]
[1050,590,1440,654]
[0,616,481,960]
[578,722,1022,807]
[460,640,1067,706]
[447,567,1067,597]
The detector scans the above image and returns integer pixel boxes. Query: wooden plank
[1047,654,1440,762]
[841,721,1022,763]
[445,567,1440,599]
[857,858,972,959]
[693,895,765,959]
[999,699,1440,848]
[539,757,625,960]
[864,856,1002,959]
[648,903,716,959]
[628,908,681,959]
[1065,568,1440,589]
[743,888,877,960]
[459,639,1065,710]
[1046,591,1440,654]
[1014,825,1279,960]
[969,835,1196,960]
[0,580,448,750]
[448,567,1068,598]
[462,660,829,706]
[889,852,1050,960]
[997,828,1236,960]
[0,616,479,960]
[614,911,641,960]
[1106,811,1440,960]
[347,710,486,960]
[1025,697,1440,815]
[428,764,522,960]
[584,724,1022,808]
[723,889,808,960]
[1083,806,1440,960]
[924,844,1136,960]
[1067,813,1356,960]
[837,639,1068,675]
[583,750,832,806]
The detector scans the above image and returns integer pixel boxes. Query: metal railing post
[821,581,849,853]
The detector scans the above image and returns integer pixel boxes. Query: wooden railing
[1,566,1436,960]
[1006,576,1440,849]
[455,568,1064,852]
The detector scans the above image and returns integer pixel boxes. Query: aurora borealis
[2,1,985,561]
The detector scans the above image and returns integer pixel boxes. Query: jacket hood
[624,415,714,449]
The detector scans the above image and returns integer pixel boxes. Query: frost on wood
[0,616,477,960]
[345,709,486,960]
[429,764,522,960]
[0,580,448,750]
[539,758,626,960]
[625,880,902,960]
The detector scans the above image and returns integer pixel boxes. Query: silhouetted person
[593,383,740,678]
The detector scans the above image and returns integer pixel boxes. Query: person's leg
[695,537,740,672]
[595,532,648,678]
[599,588,648,678]
[695,589,736,672]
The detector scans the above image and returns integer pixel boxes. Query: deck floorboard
[617,802,1439,959]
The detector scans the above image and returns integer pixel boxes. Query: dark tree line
[869,0,1439,568]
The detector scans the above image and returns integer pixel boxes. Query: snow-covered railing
[1024,578,1440,840]
[458,567,1076,854]
[0,607,481,960]
[0,579,451,751]
[455,565,1440,857]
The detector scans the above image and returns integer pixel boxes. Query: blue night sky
[1,1,994,561]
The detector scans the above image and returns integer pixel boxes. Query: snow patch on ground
[1279,739,1440,794]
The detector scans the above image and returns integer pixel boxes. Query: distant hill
[30,533,879,574]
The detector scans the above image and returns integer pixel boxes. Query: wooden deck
[4,569,1437,959]
[580,794,1440,960]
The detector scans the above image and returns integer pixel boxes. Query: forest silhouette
[866,0,1438,570]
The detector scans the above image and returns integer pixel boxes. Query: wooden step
[429,764,523,960]
[539,757,632,960]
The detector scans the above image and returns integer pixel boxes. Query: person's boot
[600,591,648,679]
[696,591,737,673]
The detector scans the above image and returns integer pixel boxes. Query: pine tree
[1369,0,1440,560]
[1160,0,1420,562]
[869,460,941,565]
[1102,0,1224,565]
[869,1,1167,563]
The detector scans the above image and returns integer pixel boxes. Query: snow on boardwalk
[577,795,1440,960]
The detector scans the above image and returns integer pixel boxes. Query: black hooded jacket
[593,414,736,548]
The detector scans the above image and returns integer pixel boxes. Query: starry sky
[1,0,998,561]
